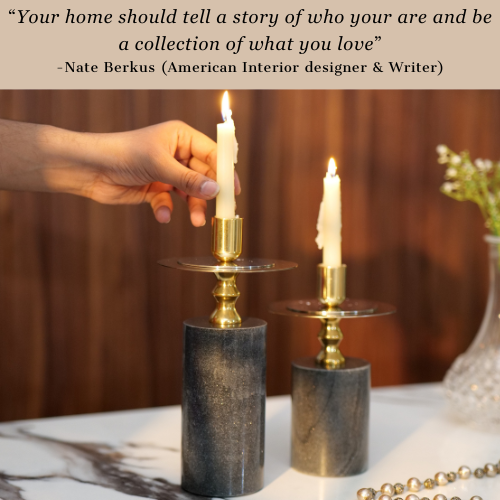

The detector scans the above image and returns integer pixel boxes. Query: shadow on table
[369,393,441,467]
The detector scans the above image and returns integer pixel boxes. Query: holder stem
[316,318,345,369]
[317,264,346,369]
[210,272,241,326]
[210,217,243,327]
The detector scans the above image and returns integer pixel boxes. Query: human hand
[0,119,241,226]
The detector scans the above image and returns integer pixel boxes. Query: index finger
[169,121,240,195]
[174,122,217,172]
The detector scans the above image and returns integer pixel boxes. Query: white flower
[475,159,485,170]
[436,144,450,164]
[442,182,454,193]
[475,158,493,172]
[446,168,457,178]
[451,155,461,165]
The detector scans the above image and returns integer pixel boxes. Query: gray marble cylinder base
[182,317,267,497]
[291,357,370,477]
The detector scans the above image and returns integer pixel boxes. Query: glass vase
[444,235,500,428]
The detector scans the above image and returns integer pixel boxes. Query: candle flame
[221,91,232,122]
[328,157,337,176]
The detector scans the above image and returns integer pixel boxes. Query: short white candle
[216,91,236,218]
[316,158,342,266]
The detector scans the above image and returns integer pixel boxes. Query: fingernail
[191,210,206,227]
[200,180,220,198]
[156,206,171,223]
[234,172,241,194]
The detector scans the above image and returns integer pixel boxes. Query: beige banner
[1,0,498,89]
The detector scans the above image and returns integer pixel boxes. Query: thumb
[160,158,220,200]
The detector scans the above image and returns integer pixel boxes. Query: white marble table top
[0,383,498,500]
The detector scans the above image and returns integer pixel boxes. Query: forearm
[0,119,105,195]
[0,119,221,224]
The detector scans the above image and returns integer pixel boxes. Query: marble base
[291,357,370,477]
[182,317,267,497]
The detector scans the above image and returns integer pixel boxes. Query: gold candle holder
[317,264,346,370]
[210,216,243,327]
[268,261,395,479]
[159,216,296,328]
[269,264,394,372]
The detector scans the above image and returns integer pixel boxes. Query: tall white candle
[216,91,236,218]
[316,158,342,266]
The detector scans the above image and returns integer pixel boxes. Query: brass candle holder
[316,264,346,369]
[210,216,243,326]
[158,215,297,497]
[270,262,396,478]
[269,263,396,370]
[158,216,297,327]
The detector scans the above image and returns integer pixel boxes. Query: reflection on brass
[210,217,243,326]
[316,318,345,369]
[316,264,347,369]
[211,217,243,262]
[317,264,346,307]
[177,256,275,271]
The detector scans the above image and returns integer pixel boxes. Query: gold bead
[484,463,496,477]
[407,477,422,492]
[434,472,448,486]
[474,468,485,478]
[379,495,392,500]
[450,497,461,500]
[357,488,373,500]
[470,496,483,500]
[447,471,457,482]
[422,498,431,500]
[433,494,447,500]
[424,478,436,489]
[406,494,419,500]
[394,483,405,494]
[457,466,471,479]
[381,483,395,496]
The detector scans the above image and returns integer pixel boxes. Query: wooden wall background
[0,90,499,422]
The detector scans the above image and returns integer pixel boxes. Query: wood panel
[0,90,498,421]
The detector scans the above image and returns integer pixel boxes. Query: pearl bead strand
[356,460,499,500]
